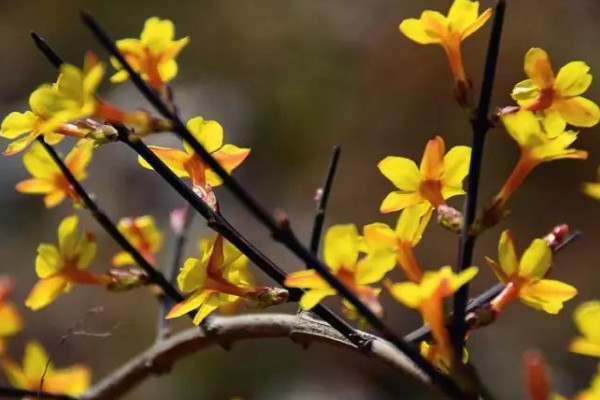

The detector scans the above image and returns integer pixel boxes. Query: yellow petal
[23,341,51,381]
[58,215,79,259]
[0,303,23,336]
[4,133,38,156]
[323,224,359,272]
[399,18,441,45]
[157,59,178,83]
[0,111,37,139]
[23,139,61,177]
[25,275,69,310]
[420,136,445,180]
[65,140,94,179]
[386,281,421,309]
[484,256,508,283]
[501,110,542,147]
[139,146,190,177]
[541,109,567,138]
[380,191,422,213]
[185,117,224,154]
[442,145,471,188]
[524,48,555,90]
[448,0,479,35]
[520,279,577,314]
[355,251,396,285]
[362,222,397,252]
[511,79,540,105]
[498,230,518,278]
[395,204,431,245]
[461,7,492,40]
[193,293,221,325]
[555,61,593,97]
[15,179,55,194]
[284,270,329,289]
[0,359,27,388]
[166,290,209,319]
[569,337,600,358]
[45,365,91,395]
[573,301,600,343]
[378,156,421,191]
[299,288,336,311]
[555,96,600,128]
[583,182,600,200]
[44,191,67,208]
[518,238,552,280]
[111,251,134,267]
[176,257,207,293]
[35,244,62,278]
[141,17,175,54]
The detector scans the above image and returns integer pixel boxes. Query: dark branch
[452,0,506,353]
[79,13,468,398]
[309,145,341,255]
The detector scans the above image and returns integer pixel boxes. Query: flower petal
[0,303,23,336]
[573,301,600,344]
[377,156,421,191]
[193,293,221,324]
[555,96,600,128]
[519,279,577,314]
[166,290,209,319]
[15,179,55,194]
[0,111,37,139]
[555,61,593,97]
[399,18,441,45]
[299,288,336,311]
[65,140,94,180]
[58,215,79,259]
[461,7,492,40]
[442,145,471,188]
[185,117,223,154]
[380,191,422,213]
[524,48,555,90]
[25,275,69,310]
[448,0,478,35]
[23,341,51,380]
[35,244,62,278]
[420,136,445,180]
[498,230,519,278]
[44,365,91,395]
[284,270,330,290]
[138,146,189,177]
[0,359,27,388]
[323,224,359,272]
[519,238,552,280]
[176,257,207,294]
[386,281,421,309]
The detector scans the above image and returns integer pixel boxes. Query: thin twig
[452,0,506,353]
[157,204,194,341]
[309,145,341,255]
[81,313,431,400]
[36,137,186,306]
[80,14,467,398]
[408,230,580,344]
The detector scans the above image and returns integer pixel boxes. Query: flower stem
[452,0,506,355]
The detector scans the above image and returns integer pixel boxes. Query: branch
[81,313,429,400]
[79,14,466,398]
[452,0,506,352]
[309,145,341,255]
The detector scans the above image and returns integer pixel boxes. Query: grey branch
[82,313,430,400]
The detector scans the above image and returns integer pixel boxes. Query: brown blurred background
[1,0,600,399]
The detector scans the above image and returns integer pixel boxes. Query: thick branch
[82,313,428,400]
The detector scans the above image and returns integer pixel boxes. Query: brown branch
[81,313,429,400]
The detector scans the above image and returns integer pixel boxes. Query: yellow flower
[112,216,163,267]
[378,136,471,214]
[496,110,587,207]
[139,117,250,196]
[386,266,478,369]
[362,204,432,282]
[420,341,468,374]
[15,140,93,208]
[512,48,600,132]
[0,277,23,355]
[485,230,577,314]
[285,224,396,317]
[111,17,189,90]
[25,215,107,310]
[583,166,600,201]
[399,0,492,84]
[569,301,600,358]
[0,341,90,396]
[167,235,257,325]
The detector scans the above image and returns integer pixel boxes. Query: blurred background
[1,0,600,399]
